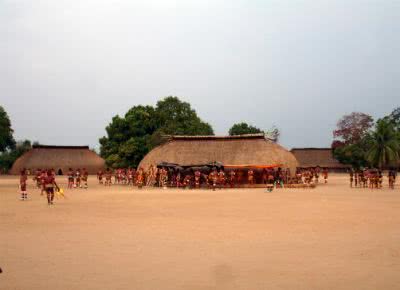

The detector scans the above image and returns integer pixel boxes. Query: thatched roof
[290,148,350,168]
[138,134,299,174]
[10,145,105,174]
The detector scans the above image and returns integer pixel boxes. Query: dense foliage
[0,140,32,173]
[228,123,263,136]
[99,97,214,168]
[228,122,280,142]
[0,106,16,152]
[332,109,400,169]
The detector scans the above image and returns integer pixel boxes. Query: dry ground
[1,174,400,290]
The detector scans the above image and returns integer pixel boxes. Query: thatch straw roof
[290,148,350,169]
[138,134,299,174]
[10,145,105,174]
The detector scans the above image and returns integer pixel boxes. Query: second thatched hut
[138,134,299,175]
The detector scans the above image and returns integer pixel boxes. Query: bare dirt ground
[1,174,400,290]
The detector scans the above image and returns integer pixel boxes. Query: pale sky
[1,0,399,150]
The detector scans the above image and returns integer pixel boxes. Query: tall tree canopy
[387,107,400,131]
[0,106,16,152]
[228,122,280,142]
[333,112,374,145]
[228,123,263,136]
[99,96,214,168]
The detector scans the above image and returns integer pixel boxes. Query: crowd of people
[19,168,60,205]
[17,166,397,205]
[95,166,330,190]
[349,169,397,189]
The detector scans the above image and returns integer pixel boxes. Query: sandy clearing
[1,174,400,290]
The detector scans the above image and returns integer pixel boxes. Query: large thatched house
[138,134,299,174]
[290,148,350,171]
[10,145,105,175]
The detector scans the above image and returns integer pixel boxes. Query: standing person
[176,171,182,188]
[82,168,89,189]
[43,169,59,205]
[40,170,47,196]
[378,170,383,188]
[322,168,328,184]
[349,170,354,188]
[194,170,201,189]
[136,168,144,189]
[388,169,396,189]
[97,170,103,184]
[19,169,28,201]
[218,169,226,189]
[67,168,74,189]
[209,169,218,191]
[229,170,236,188]
[247,169,254,186]
[75,169,81,188]
[105,168,112,186]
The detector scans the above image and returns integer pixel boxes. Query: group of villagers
[95,165,316,191]
[349,168,397,189]
[19,168,89,205]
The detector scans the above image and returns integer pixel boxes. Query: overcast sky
[1,0,399,150]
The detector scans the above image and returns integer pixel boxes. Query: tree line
[332,108,400,169]
[99,96,278,168]
[0,97,277,171]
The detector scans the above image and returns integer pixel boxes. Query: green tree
[0,140,32,172]
[387,107,400,131]
[99,97,214,168]
[0,106,16,152]
[332,112,374,168]
[228,122,263,136]
[365,119,400,169]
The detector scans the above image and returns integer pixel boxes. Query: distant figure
[97,170,103,184]
[105,168,112,186]
[194,170,201,189]
[218,170,226,189]
[57,168,63,175]
[247,169,254,186]
[229,170,236,188]
[322,168,328,184]
[349,170,354,187]
[209,169,218,191]
[82,168,89,189]
[67,168,74,189]
[19,169,28,201]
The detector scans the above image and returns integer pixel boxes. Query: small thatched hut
[10,145,105,175]
[138,134,299,175]
[290,148,350,171]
